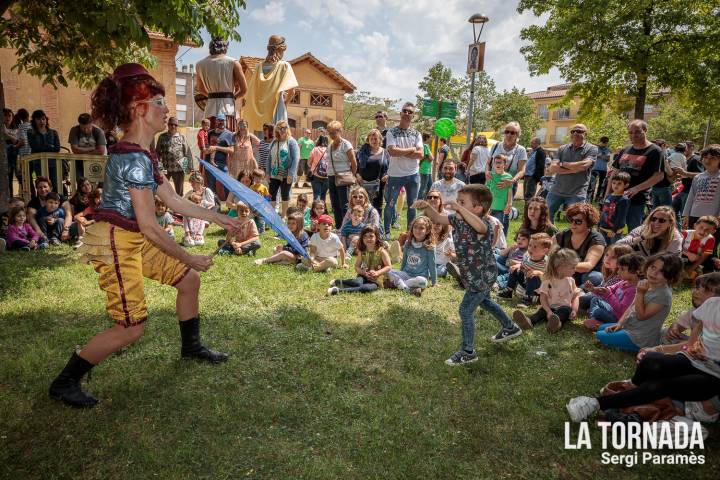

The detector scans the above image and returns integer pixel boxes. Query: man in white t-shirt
[382,101,423,238]
[431,161,465,211]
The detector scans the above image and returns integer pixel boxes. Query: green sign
[422,98,439,117]
[440,102,458,119]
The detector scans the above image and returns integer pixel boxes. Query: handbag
[330,144,356,187]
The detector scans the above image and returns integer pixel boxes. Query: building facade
[174,65,205,128]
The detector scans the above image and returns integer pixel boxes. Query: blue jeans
[576,270,603,287]
[588,297,617,323]
[495,254,509,275]
[437,264,448,277]
[595,323,640,352]
[311,176,329,203]
[418,173,433,200]
[459,290,514,352]
[501,183,519,234]
[651,186,673,209]
[626,203,646,231]
[673,191,688,229]
[384,174,420,233]
[491,210,506,229]
[546,191,587,223]
[328,178,350,227]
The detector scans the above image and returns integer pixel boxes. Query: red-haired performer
[48,64,244,408]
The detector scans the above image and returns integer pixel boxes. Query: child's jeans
[436,264,447,277]
[218,239,261,256]
[595,323,640,352]
[334,276,378,293]
[388,270,428,291]
[459,290,515,352]
[528,305,573,325]
[587,296,617,324]
[490,210,506,229]
[495,253,509,275]
[39,219,63,241]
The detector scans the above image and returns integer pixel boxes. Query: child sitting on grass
[36,192,65,246]
[662,272,720,345]
[388,215,437,296]
[496,229,530,275]
[73,188,102,241]
[182,192,206,247]
[583,253,644,331]
[295,193,312,231]
[498,233,552,307]
[512,248,581,333]
[154,196,175,237]
[433,222,455,277]
[578,243,633,310]
[255,212,309,266]
[328,225,392,295]
[681,215,718,280]
[218,202,261,256]
[595,253,683,353]
[226,172,253,216]
[6,206,45,250]
[298,214,345,272]
[308,199,327,235]
[413,184,522,365]
[340,205,366,256]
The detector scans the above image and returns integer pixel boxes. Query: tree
[582,112,629,151]
[415,62,464,134]
[647,99,720,146]
[518,0,720,121]
[0,0,246,208]
[487,88,541,147]
[342,91,397,141]
[457,71,497,134]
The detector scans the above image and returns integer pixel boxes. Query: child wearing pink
[7,222,41,250]
[583,253,644,331]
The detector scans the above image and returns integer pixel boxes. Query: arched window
[311,120,327,130]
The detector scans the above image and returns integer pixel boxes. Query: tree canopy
[487,88,541,147]
[518,0,720,120]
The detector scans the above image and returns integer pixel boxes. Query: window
[538,104,549,120]
[552,126,567,143]
[644,104,655,114]
[176,104,187,122]
[535,128,547,143]
[288,118,297,128]
[289,91,300,104]
[553,108,570,120]
[310,93,332,107]
[311,120,328,130]
[176,77,187,96]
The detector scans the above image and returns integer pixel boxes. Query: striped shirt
[258,140,271,171]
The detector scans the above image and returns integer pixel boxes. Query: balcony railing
[552,110,574,120]
[19,152,108,201]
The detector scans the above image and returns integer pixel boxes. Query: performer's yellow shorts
[79,222,190,326]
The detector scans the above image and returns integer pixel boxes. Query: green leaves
[487,88,541,147]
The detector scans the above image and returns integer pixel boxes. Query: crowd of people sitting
[3,101,720,433]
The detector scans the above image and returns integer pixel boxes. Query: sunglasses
[570,129,586,134]
[351,194,364,199]
[649,217,668,224]
[568,217,585,225]
[278,127,288,131]
[136,97,166,107]
[504,130,518,135]
[401,109,415,115]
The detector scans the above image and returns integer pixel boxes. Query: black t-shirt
[682,154,704,191]
[612,143,663,205]
[555,229,607,283]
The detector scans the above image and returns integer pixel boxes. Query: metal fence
[19,152,107,201]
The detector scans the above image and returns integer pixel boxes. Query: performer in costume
[195,37,247,132]
[48,63,243,408]
[244,35,299,134]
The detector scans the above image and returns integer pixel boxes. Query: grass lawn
[0,207,716,479]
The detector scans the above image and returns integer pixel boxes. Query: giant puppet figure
[244,35,299,134]
[194,37,247,131]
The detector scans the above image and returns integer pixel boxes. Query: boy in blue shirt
[598,171,631,245]
[36,192,65,245]
[413,184,522,365]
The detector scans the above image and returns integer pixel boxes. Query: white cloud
[249,1,286,25]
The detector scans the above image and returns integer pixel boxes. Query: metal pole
[190,71,195,126]
[466,72,476,148]
[704,117,712,149]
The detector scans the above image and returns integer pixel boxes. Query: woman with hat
[47,63,243,408]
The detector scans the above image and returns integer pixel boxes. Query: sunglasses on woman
[568,217,584,225]
[504,130,518,135]
[136,97,167,107]
[649,217,668,224]
[427,195,440,200]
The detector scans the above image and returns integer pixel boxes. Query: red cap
[112,63,154,80]
[317,214,334,226]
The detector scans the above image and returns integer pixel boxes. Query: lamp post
[465,13,489,148]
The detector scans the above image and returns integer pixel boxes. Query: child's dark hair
[45,192,61,202]
[696,215,719,229]
[434,222,451,242]
[644,253,683,285]
[237,171,250,183]
[602,243,633,279]
[696,272,720,295]
[457,184,492,214]
[286,206,301,217]
[297,193,308,205]
[613,171,631,185]
[529,232,552,250]
[310,199,327,219]
[357,225,384,252]
[251,168,265,179]
[618,253,645,274]
[8,206,26,224]
[515,228,532,241]
[154,195,166,209]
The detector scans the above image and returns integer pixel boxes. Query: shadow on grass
[0,248,77,301]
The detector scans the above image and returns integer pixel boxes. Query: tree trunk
[634,79,647,121]
[0,72,9,214]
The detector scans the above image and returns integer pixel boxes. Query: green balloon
[434,118,456,138]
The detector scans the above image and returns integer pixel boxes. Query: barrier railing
[19,153,108,201]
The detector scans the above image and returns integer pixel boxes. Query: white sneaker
[183,237,196,247]
[660,415,709,440]
[194,237,205,246]
[566,396,600,422]
[327,286,339,295]
[685,401,719,423]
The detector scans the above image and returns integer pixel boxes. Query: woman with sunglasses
[486,122,527,234]
[265,119,300,218]
[616,205,682,256]
[554,203,606,286]
[339,186,381,236]
[47,64,243,408]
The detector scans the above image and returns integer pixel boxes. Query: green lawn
[0,209,716,479]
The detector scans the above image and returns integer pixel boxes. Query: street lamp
[466,13,489,148]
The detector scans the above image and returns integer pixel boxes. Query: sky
[177,0,564,103]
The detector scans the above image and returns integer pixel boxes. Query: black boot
[179,317,228,363]
[48,352,98,408]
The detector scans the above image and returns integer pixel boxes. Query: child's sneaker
[183,237,195,247]
[583,318,603,332]
[513,310,533,330]
[685,401,720,423]
[517,295,535,308]
[566,396,600,422]
[490,325,522,343]
[194,237,205,246]
[329,279,337,287]
[497,287,514,299]
[444,350,478,366]
[295,263,310,272]
[547,313,562,333]
[327,286,339,296]
[409,287,422,297]
[446,262,464,286]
